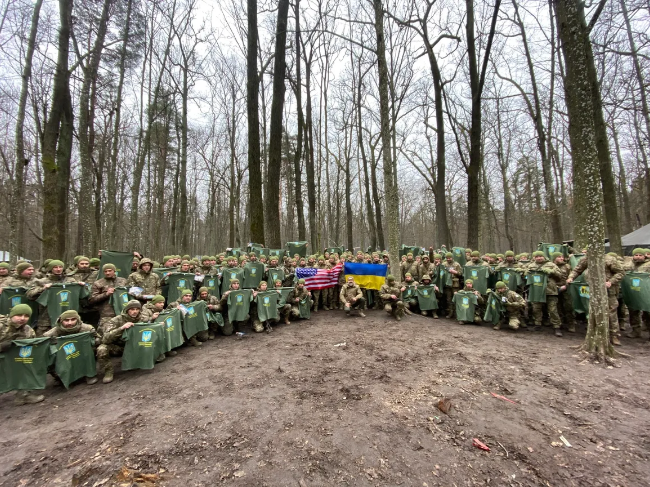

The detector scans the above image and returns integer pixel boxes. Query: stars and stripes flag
[295,263,343,290]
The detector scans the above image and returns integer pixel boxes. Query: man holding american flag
[296,259,344,311]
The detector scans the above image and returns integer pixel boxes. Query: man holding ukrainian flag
[343,261,389,317]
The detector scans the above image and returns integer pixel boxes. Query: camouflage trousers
[404,298,418,311]
[344,297,366,312]
[96,343,124,371]
[444,287,459,317]
[275,304,292,322]
[497,309,522,330]
[383,300,405,318]
[532,295,561,328]
[558,292,576,331]
[312,290,323,310]
[34,306,51,337]
[251,305,264,332]
[628,309,650,331]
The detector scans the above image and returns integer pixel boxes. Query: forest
[0,0,648,263]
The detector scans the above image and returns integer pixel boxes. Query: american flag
[295,263,343,290]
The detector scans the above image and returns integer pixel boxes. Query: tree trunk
[357,61,377,250]
[228,84,238,247]
[611,119,632,233]
[247,0,265,245]
[496,97,515,250]
[372,0,400,272]
[369,140,385,250]
[77,0,113,255]
[293,0,306,241]
[620,0,650,226]
[554,0,612,360]
[12,0,43,263]
[465,0,500,249]
[264,0,290,248]
[41,0,73,259]
[304,50,318,251]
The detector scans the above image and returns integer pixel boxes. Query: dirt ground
[1,310,650,487]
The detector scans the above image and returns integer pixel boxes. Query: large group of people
[0,243,647,405]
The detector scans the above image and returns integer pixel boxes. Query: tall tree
[264,0,290,247]
[554,0,612,360]
[41,0,74,259]
[292,0,306,241]
[372,0,400,272]
[247,0,265,245]
[465,0,501,249]
[11,0,43,262]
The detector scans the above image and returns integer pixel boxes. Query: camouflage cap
[495,281,507,289]
[124,300,142,311]
[201,255,211,263]
[465,279,473,285]
[387,274,395,281]
[180,289,193,297]
[182,255,190,260]
[433,253,442,259]
[297,278,306,284]
[633,248,645,256]
[198,287,209,294]
[0,262,9,269]
[58,309,81,321]
[532,251,545,258]
[16,262,33,275]
[551,252,563,260]
[89,258,100,266]
[230,278,240,284]
[496,254,504,259]
[465,248,472,253]
[181,260,191,266]
[274,279,282,285]
[73,255,83,264]
[77,256,90,264]
[102,263,117,272]
[407,252,413,257]
[471,251,480,257]
[405,272,412,278]
[421,274,431,281]
[505,250,515,257]
[151,295,165,304]
[445,252,453,258]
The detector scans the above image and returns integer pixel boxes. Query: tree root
[576,345,632,365]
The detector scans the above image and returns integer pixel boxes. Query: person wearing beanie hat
[456,279,484,324]
[89,263,128,333]
[310,256,331,313]
[340,276,366,317]
[443,252,463,319]
[380,275,406,321]
[89,258,101,269]
[39,258,53,277]
[551,252,577,334]
[492,281,526,332]
[167,289,204,345]
[197,286,222,339]
[0,304,46,405]
[623,250,650,338]
[68,255,97,286]
[524,250,564,336]
[25,259,76,335]
[401,252,418,282]
[497,251,518,271]
[418,254,435,284]
[2,261,36,289]
[141,295,168,328]
[97,299,148,383]
[126,258,161,301]
[400,272,419,315]
[179,260,191,273]
[287,278,313,321]
[0,262,10,287]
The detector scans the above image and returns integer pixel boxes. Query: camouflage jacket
[417,263,435,282]
[126,269,161,296]
[44,322,98,345]
[89,276,128,318]
[287,286,310,305]
[199,294,221,311]
[0,274,10,288]
[339,283,362,304]
[624,259,650,273]
[498,290,526,310]
[141,302,164,322]
[555,262,572,288]
[525,260,563,295]
[26,272,77,300]
[0,317,35,346]
[67,269,98,285]
[400,260,418,280]
[568,254,625,290]
[444,261,463,288]
[101,310,147,345]
[379,283,402,302]
[1,273,38,289]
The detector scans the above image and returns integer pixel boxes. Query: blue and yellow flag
[343,263,388,290]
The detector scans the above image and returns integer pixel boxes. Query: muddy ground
[1,310,649,487]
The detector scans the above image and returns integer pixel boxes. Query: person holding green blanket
[492,281,526,331]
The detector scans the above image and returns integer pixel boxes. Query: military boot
[611,335,621,346]
[156,353,166,363]
[555,329,563,337]
[103,363,114,384]
[86,376,98,385]
[627,328,641,338]
[358,311,366,318]
[404,308,413,315]
[432,312,439,319]
[567,324,576,333]
[189,336,203,346]
[493,322,502,331]
[421,311,428,317]
[14,391,45,405]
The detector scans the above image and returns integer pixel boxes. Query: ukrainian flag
[344,262,388,290]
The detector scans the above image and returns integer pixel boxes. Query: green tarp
[483,290,504,325]
[121,323,166,371]
[451,247,466,267]
[568,281,590,317]
[399,245,421,258]
[498,268,522,291]
[0,287,39,323]
[97,250,134,279]
[0,337,51,392]
[51,331,96,389]
[298,296,311,319]
[538,243,569,260]
[569,253,586,270]
[109,286,131,316]
[433,267,452,291]
[221,267,245,294]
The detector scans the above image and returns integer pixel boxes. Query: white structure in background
[0,251,29,262]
